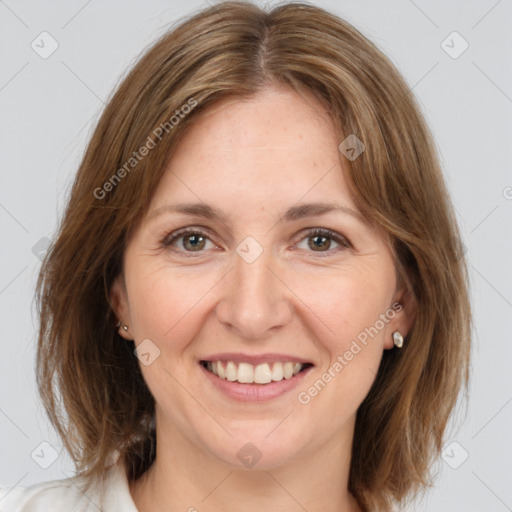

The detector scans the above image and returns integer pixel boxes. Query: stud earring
[392,331,404,348]
[123,325,128,332]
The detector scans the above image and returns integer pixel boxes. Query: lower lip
[199,363,313,402]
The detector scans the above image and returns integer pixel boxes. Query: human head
[35,2,471,511]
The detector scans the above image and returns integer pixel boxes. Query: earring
[393,331,404,348]
[123,325,128,332]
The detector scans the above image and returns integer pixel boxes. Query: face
[111,85,414,470]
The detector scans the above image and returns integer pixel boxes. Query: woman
[0,1,471,511]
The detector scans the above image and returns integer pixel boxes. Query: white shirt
[0,461,139,511]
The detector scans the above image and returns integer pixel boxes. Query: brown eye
[182,233,207,251]
[308,233,332,251]
[296,228,350,256]
[162,228,215,254]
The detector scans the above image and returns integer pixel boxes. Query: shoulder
[0,462,138,512]
[0,472,95,512]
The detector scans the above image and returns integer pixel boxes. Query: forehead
[150,86,355,215]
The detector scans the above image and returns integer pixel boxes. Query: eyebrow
[147,202,363,223]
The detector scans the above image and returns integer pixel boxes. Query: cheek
[295,271,393,420]
[302,265,395,352]
[125,245,396,352]
[126,262,221,347]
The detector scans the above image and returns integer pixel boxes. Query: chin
[200,423,313,471]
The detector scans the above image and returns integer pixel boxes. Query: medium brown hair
[35,1,471,510]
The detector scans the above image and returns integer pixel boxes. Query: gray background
[1,0,511,510]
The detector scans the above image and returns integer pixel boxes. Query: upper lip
[199,352,314,365]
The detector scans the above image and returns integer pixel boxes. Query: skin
[111,84,416,512]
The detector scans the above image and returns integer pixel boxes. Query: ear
[110,273,132,340]
[383,277,418,350]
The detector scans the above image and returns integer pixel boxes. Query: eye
[162,228,216,254]
[161,226,351,257]
[295,228,351,256]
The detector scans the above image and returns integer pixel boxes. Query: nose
[215,246,292,340]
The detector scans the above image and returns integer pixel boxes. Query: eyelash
[161,227,351,257]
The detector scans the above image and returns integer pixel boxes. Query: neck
[129,416,362,512]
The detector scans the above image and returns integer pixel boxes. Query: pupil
[185,234,205,250]
[309,235,330,251]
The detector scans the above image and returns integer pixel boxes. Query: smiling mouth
[200,360,313,384]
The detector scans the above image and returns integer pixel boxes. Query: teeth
[254,363,272,384]
[238,363,254,383]
[283,362,294,379]
[205,360,308,384]
[271,362,283,381]
[226,361,237,381]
